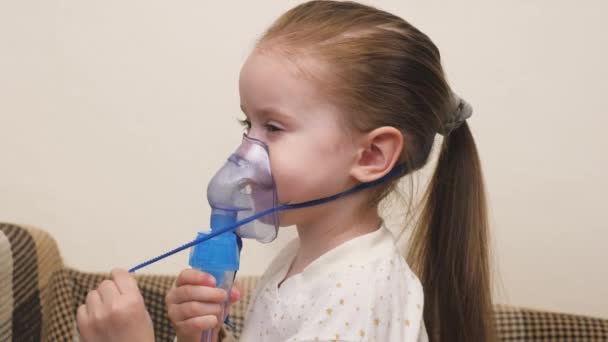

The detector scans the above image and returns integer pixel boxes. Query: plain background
[1,0,607,318]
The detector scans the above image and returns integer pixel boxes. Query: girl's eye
[264,123,282,133]
[238,118,283,134]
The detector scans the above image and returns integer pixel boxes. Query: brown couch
[1,222,607,341]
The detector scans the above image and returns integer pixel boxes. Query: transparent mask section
[206,134,279,243]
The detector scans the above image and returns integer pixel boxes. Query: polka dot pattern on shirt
[239,226,429,341]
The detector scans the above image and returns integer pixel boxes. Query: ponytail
[407,122,496,342]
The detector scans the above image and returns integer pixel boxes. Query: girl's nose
[245,128,266,143]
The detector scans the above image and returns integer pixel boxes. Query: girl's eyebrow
[240,104,294,122]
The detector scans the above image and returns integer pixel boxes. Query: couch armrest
[0,222,64,341]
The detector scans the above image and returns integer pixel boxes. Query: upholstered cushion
[2,222,607,341]
[495,304,608,341]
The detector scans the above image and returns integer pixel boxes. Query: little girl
[77,1,495,341]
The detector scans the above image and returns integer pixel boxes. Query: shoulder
[363,253,426,341]
[293,252,426,341]
[372,252,424,299]
[333,249,423,297]
[348,251,423,303]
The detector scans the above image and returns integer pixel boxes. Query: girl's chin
[275,209,315,228]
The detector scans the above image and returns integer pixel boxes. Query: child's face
[239,50,361,226]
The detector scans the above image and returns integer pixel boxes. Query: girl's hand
[166,269,240,342]
[76,268,155,342]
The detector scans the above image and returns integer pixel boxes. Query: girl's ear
[350,126,404,183]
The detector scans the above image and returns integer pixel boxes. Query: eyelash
[237,119,282,133]
[238,118,251,130]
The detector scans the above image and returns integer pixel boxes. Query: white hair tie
[439,93,472,136]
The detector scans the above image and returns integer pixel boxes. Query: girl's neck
[287,198,382,278]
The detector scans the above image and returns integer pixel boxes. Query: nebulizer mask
[205,134,279,244]
[129,133,404,341]
[189,134,279,294]
[187,134,279,341]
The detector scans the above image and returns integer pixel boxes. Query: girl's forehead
[239,50,350,135]
[239,50,331,110]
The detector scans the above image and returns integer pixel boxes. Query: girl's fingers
[230,287,240,303]
[111,268,140,294]
[168,301,223,322]
[175,315,219,336]
[85,289,102,316]
[97,279,120,303]
[76,304,92,340]
[175,269,216,287]
[76,304,88,325]
[166,285,227,305]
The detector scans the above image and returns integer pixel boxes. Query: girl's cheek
[273,172,292,204]
[268,142,322,204]
[268,151,291,201]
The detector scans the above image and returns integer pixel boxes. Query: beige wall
[1,0,606,318]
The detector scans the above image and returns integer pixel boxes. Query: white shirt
[239,225,428,342]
